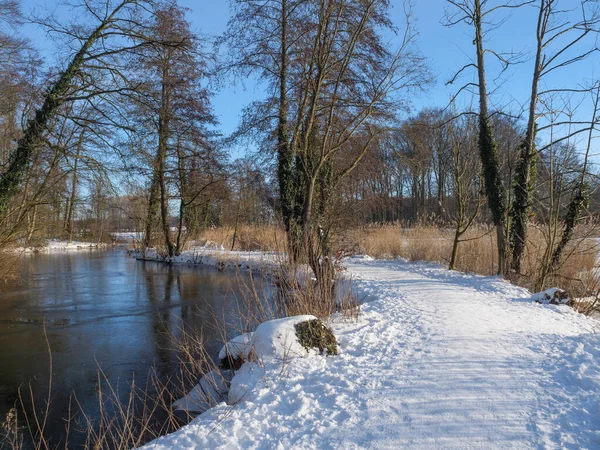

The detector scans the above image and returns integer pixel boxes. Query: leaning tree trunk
[474,0,507,275]
[449,151,465,271]
[550,185,588,270]
[0,4,127,217]
[26,205,37,243]
[549,83,599,271]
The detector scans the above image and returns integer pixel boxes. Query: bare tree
[448,113,483,270]
[226,0,430,284]
[445,0,534,274]
[0,0,153,218]
[131,1,217,257]
[510,0,600,273]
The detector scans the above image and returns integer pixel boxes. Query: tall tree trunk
[158,65,174,257]
[276,0,297,260]
[474,0,507,275]
[66,137,82,243]
[175,138,186,255]
[143,168,160,250]
[158,147,173,257]
[510,1,545,274]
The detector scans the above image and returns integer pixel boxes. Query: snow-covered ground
[141,256,600,450]
[15,239,109,253]
[136,246,282,272]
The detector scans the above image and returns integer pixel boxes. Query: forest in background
[1,0,600,295]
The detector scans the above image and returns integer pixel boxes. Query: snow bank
[142,257,600,450]
[15,239,109,253]
[111,231,143,242]
[134,246,280,273]
[173,370,229,413]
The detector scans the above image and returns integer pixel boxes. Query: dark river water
[0,248,255,447]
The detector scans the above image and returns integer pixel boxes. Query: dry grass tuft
[231,260,359,324]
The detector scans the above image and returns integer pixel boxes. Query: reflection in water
[0,249,261,446]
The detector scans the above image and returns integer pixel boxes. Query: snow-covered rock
[250,315,317,360]
[531,287,571,305]
[219,333,255,370]
[223,317,322,405]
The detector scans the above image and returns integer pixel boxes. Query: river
[0,248,258,447]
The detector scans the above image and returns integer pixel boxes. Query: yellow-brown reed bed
[197,225,286,252]
[193,222,598,298]
[345,224,599,298]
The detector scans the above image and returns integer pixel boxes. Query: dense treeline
[1,0,599,286]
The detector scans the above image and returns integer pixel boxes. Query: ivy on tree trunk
[0,3,127,218]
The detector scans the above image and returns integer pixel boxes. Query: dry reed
[346,223,599,298]
[198,225,286,252]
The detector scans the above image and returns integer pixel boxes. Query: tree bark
[510,0,545,273]
[143,164,160,250]
[276,0,298,261]
[158,64,174,257]
[65,137,82,243]
[474,0,507,275]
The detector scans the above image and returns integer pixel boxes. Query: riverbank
[133,246,281,273]
[14,239,110,253]
[142,256,600,449]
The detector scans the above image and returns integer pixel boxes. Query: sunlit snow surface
[142,256,600,450]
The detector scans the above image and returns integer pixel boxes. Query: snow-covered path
[143,258,600,450]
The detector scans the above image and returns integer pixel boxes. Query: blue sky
[22,0,600,156]
[184,0,600,154]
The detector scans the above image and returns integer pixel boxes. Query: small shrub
[294,319,338,356]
